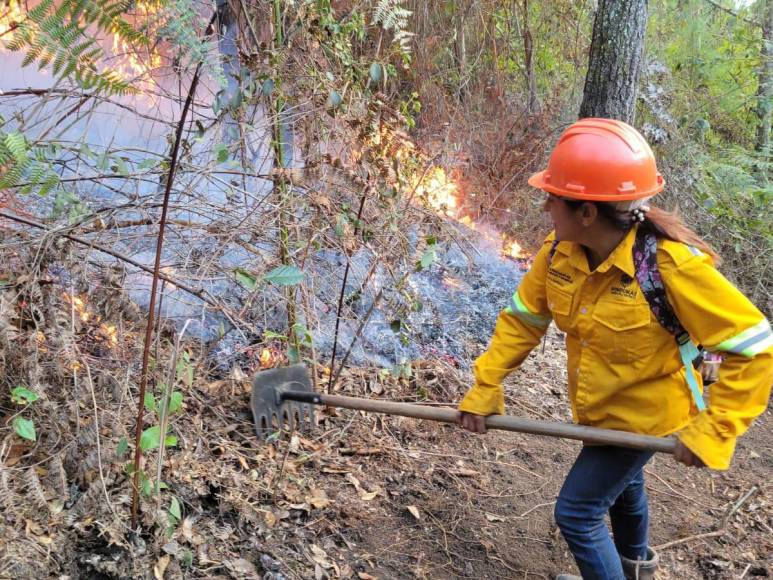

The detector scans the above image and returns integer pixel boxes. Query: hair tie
[631,205,649,223]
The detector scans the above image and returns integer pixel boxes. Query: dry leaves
[346,473,381,501]
[153,555,170,580]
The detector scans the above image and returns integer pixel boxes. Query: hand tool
[251,365,677,454]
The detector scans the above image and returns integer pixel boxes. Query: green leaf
[180,550,194,567]
[419,246,437,270]
[168,391,183,414]
[144,392,156,413]
[213,91,228,115]
[138,158,157,170]
[234,268,257,290]
[116,436,128,457]
[214,143,229,164]
[13,417,36,441]
[141,476,153,496]
[261,78,275,96]
[164,434,178,448]
[114,157,130,177]
[263,265,305,286]
[327,90,342,109]
[335,214,347,237]
[175,352,193,387]
[11,386,39,404]
[263,330,287,340]
[369,62,383,83]
[169,496,182,520]
[390,319,402,332]
[140,425,161,451]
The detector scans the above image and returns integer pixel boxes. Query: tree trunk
[579,0,648,123]
[522,0,541,115]
[454,1,469,101]
[755,0,773,154]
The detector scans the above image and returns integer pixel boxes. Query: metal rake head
[251,364,316,438]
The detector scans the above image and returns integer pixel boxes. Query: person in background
[457,118,773,580]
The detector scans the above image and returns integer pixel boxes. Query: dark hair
[563,199,720,263]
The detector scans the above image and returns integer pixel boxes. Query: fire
[64,294,91,323]
[414,167,459,217]
[109,1,163,86]
[0,0,164,91]
[504,239,525,259]
[0,0,24,37]
[99,323,118,348]
[63,293,120,349]
[407,162,530,262]
[259,348,276,369]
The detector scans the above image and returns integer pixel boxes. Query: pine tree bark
[522,0,541,115]
[579,0,648,123]
[755,0,773,154]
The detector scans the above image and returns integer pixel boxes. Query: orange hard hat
[527,118,664,201]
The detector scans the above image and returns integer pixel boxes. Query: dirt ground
[1,312,771,579]
[273,327,772,580]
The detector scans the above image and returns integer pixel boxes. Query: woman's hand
[457,412,487,434]
[674,440,706,468]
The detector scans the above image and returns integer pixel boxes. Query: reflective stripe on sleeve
[715,319,773,357]
[504,290,551,328]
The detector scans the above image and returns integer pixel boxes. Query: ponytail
[640,206,720,264]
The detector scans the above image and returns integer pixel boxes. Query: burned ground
[1,286,770,580]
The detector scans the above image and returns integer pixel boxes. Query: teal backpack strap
[677,333,707,411]
[632,230,707,411]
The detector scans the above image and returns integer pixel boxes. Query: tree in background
[756,0,773,154]
[579,0,648,122]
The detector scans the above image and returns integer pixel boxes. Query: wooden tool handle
[284,391,676,454]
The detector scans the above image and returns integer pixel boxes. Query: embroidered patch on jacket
[547,268,572,285]
[610,285,637,299]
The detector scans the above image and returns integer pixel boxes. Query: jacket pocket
[546,283,573,331]
[591,300,652,363]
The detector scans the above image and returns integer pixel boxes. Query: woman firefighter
[456,118,773,580]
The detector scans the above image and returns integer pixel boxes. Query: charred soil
[0,260,770,580]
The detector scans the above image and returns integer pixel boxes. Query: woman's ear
[579,202,598,227]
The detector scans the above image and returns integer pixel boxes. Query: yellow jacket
[459,227,773,469]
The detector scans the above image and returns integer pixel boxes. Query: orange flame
[99,323,118,348]
[404,153,530,262]
[0,0,24,37]
[414,167,459,217]
[1,0,163,91]
[64,293,91,323]
[259,348,276,369]
[109,1,163,85]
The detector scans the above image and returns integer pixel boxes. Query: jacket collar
[553,226,637,277]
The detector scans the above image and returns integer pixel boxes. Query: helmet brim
[527,170,664,201]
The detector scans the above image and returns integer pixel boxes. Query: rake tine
[252,365,317,439]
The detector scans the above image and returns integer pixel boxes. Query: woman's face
[543,193,584,241]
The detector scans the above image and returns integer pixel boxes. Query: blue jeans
[554,445,654,580]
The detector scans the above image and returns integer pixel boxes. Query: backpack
[548,229,708,411]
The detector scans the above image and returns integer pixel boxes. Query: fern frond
[6,0,144,95]
[4,133,28,165]
[372,0,413,54]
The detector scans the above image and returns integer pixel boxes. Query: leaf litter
[0,246,770,579]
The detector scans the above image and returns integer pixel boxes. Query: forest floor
[0,258,770,580]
